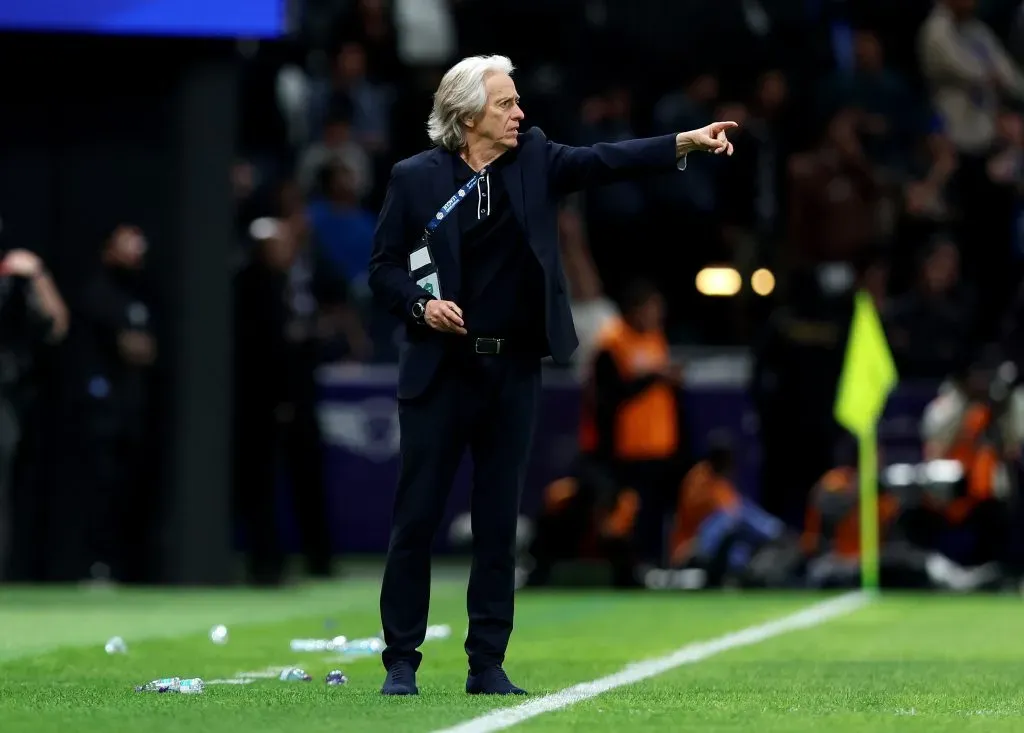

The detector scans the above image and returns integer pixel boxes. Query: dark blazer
[368,127,685,399]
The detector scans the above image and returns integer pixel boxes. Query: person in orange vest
[802,437,1003,590]
[912,355,1020,568]
[577,279,687,569]
[669,433,787,586]
[524,280,685,587]
[522,457,641,588]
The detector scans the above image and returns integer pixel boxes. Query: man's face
[854,31,883,73]
[924,242,959,294]
[336,43,366,81]
[635,294,665,332]
[467,72,524,150]
[108,225,147,269]
[758,70,787,111]
[329,164,357,200]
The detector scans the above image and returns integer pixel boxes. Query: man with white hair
[369,54,736,696]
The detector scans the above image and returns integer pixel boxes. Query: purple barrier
[273,363,938,555]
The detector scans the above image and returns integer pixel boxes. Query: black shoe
[381,660,419,695]
[466,666,527,695]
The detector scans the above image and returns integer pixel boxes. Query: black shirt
[453,154,546,350]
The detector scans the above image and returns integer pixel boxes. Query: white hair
[427,55,515,151]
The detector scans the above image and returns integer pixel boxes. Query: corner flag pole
[833,290,897,591]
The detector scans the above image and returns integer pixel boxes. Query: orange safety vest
[578,318,678,461]
[801,467,900,559]
[669,461,740,566]
[943,403,998,523]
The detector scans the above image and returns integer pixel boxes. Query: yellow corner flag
[833,290,898,591]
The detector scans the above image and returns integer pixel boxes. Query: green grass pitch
[2,567,1023,732]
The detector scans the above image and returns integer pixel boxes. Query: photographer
[0,248,68,579]
[912,352,1023,573]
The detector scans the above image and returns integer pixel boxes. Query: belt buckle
[474,337,503,355]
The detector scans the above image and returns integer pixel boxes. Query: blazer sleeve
[367,163,435,323]
[542,128,687,196]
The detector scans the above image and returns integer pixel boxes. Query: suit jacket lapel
[429,149,461,291]
[500,152,527,232]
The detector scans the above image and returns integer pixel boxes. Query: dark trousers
[616,459,676,566]
[233,392,332,584]
[380,352,541,673]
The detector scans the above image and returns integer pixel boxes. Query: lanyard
[424,165,490,235]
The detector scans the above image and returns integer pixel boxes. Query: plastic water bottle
[339,637,384,655]
[278,667,312,682]
[105,636,128,654]
[289,635,347,652]
[425,624,452,641]
[135,677,205,694]
[136,677,181,693]
[178,678,205,694]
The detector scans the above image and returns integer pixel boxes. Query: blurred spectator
[653,73,720,138]
[801,454,1002,590]
[76,225,156,583]
[392,0,456,68]
[556,204,618,377]
[818,29,919,172]
[297,110,374,201]
[309,158,378,298]
[333,0,403,84]
[577,281,686,569]
[787,108,883,267]
[887,235,974,379]
[900,129,959,238]
[741,69,789,247]
[669,434,786,587]
[651,73,722,220]
[921,354,1024,465]
[0,248,67,580]
[307,160,377,298]
[233,183,367,586]
[309,42,395,156]
[918,0,1024,156]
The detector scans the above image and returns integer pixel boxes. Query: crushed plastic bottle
[278,667,312,682]
[178,678,205,694]
[325,669,348,686]
[134,677,205,694]
[135,677,181,693]
[289,635,347,652]
[105,636,128,654]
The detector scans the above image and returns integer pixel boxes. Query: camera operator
[913,351,1024,574]
[0,248,68,579]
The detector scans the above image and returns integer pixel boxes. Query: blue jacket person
[369,55,737,696]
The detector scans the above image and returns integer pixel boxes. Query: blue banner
[0,0,285,37]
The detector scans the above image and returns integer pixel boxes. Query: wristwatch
[411,298,428,323]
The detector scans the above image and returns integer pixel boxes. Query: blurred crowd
[2,0,1024,585]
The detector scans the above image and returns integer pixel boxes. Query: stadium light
[695,267,741,296]
[751,268,776,296]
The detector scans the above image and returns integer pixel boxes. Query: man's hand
[676,121,738,159]
[425,300,467,335]
[0,249,43,278]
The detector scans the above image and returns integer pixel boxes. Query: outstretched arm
[547,121,738,196]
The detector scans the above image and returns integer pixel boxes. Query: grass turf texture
[1,573,1023,732]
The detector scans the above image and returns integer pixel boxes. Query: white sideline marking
[431,591,870,733]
